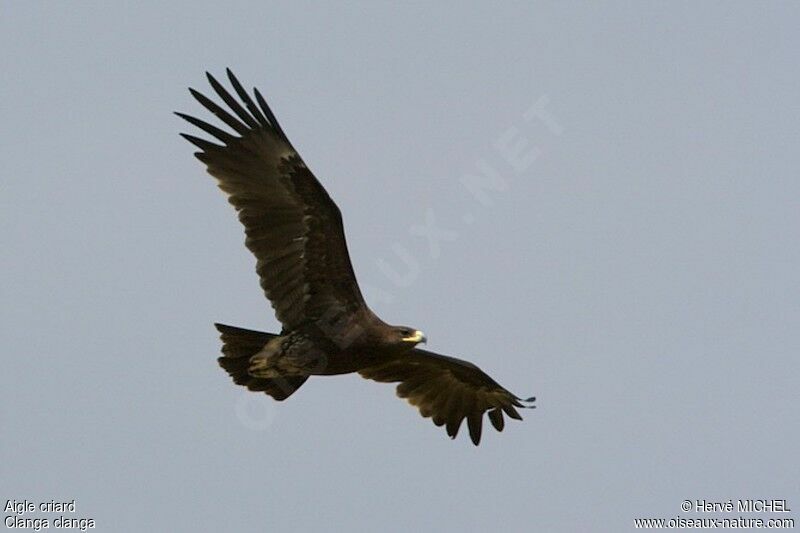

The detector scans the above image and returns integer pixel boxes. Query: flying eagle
[177,70,535,445]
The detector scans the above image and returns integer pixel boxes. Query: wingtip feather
[467,412,483,446]
[488,408,505,432]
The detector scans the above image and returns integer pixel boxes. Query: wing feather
[359,348,535,445]
[488,408,505,432]
[225,69,271,129]
[177,70,367,330]
[206,72,261,130]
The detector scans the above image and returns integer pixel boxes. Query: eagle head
[396,326,427,346]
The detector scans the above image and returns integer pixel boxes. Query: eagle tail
[215,323,308,401]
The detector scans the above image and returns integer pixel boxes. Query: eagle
[177,70,535,445]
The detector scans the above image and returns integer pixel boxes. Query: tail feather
[215,323,307,401]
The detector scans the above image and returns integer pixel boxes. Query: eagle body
[178,70,534,445]
[242,317,412,378]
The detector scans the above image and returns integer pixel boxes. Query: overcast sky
[2,2,799,531]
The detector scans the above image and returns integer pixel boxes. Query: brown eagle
[177,70,535,445]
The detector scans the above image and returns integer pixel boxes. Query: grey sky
[2,2,798,531]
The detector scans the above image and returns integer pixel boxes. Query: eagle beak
[403,330,427,344]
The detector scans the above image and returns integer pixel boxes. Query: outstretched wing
[177,70,366,330]
[358,349,535,445]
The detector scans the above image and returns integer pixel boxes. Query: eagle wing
[358,348,535,445]
[177,70,366,330]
